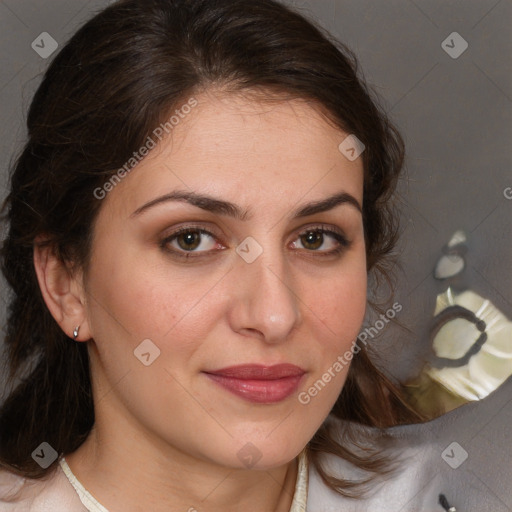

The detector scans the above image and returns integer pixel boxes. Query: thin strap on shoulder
[59,457,110,512]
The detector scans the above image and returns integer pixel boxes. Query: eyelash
[159,224,351,260]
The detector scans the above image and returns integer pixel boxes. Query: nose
[227,241,302,344]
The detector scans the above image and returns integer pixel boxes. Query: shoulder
[307,415,438,511]
[307,386,512,511]
[0,460,87,512]
[0,468,28,510]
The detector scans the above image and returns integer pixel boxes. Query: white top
[58,450,308,512]
[58,458,109,512]
[1,397,511,511]
[0,448,309,512]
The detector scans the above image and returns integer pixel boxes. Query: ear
[33,238,91,342]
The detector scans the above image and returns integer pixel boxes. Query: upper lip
[204,364,305,380]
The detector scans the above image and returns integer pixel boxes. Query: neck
[64,418,300,512]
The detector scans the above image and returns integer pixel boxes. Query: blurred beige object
[447,229,467,248]
[434,254,465,279]
[428,287,512,399]
[434,230,467,280]
[405,287,512,419]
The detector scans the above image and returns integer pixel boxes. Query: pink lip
[203,364,306,403]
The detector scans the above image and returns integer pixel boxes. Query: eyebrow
[130,189,362,220]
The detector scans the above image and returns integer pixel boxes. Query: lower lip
[204,373,304,403]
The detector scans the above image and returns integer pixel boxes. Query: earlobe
[33,239,91,342]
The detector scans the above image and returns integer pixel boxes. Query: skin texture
[33,89,367,512]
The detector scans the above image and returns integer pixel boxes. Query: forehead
[100,89,364,220]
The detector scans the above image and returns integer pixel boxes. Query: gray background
[0,0,511,508]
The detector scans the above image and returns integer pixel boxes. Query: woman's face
[82,90,367,470]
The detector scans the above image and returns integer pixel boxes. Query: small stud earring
[73,325,80,341]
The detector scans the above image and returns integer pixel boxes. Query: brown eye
[300,231,324,250]
[292,226,350,256]
[175,230,202,251]
[160,227,220,258]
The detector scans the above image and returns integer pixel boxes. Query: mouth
[202,364,306,404]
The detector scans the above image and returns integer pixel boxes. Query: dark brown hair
[0,0,424,499]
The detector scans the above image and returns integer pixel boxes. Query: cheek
[308,261,367,349]
[294,264,367,435]
[84,242,225,368]
[300,253,367,401]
